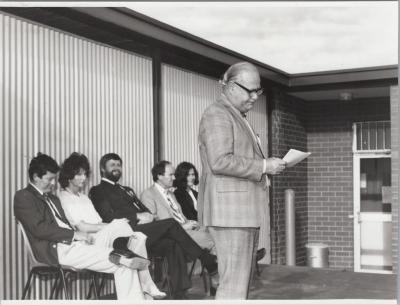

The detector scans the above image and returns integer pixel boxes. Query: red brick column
[269,89,308,265]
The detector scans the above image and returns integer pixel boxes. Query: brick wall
[269,89,308,265]
[390,86,399,272]
[306,98,390,269]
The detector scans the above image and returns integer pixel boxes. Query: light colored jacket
[140,185,187,222]
[198,94,268,227]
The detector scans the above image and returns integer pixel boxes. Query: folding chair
[18,221,100,300]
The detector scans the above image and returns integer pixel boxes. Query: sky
[127,1,398,74]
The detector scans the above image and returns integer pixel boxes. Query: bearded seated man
[89,153,218,299]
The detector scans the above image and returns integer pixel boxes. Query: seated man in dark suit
[89,153,218,299]
[14,153,151,300]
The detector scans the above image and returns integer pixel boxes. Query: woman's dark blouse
[173,187,198,221]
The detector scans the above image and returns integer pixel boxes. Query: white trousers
[208,227,259,300]
[57,241,143,300]
[57,219,157,300]
[92,219,159,295]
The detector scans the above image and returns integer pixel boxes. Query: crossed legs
[57,241,143,300]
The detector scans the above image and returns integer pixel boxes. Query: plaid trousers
[208,227,259,299]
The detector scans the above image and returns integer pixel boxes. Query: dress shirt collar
[101,177,117,185]
[29,182,44,196]
[220,93,248,119]
[154,182,169,195]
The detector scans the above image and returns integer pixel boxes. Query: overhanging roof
[0,6,397,100]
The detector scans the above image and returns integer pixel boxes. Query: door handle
[348,212,361,223]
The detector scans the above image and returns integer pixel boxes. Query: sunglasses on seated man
[232,81,264,96]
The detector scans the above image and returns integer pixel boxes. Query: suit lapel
[171,193,185,216]
[49,194,73,227]
[218,96,265,158]
[102,181,130,204]
[184,191,195,210]
[152,186,171,212]
[27,184,73,228]
[26,185,58,222]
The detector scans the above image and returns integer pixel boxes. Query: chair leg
[58,268,70,300]
[22,270,34,299]
[189,260,196,280]
[86,281,93,300]
[90,273,99,299]
[54,274,64,299]
[50,275,60,299]
[200,266,208,293]
[98,274,106,294]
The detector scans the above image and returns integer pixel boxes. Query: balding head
[220,62,262,114]
[221,62,260,85]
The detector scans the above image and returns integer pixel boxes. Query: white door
[353,154,392,273]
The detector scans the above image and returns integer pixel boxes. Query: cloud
[128,2,398,73]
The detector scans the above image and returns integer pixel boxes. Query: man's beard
[104,170,121,182]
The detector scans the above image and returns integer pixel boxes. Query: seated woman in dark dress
[173,162,199,221]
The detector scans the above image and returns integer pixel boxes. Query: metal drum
[306,243,329,268]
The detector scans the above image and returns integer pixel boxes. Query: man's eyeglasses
[232,81,264,96]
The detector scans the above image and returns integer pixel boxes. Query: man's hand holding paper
[283,149,311,167]
[265,157,286,175]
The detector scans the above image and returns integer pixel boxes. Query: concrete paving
[187,264,397,300]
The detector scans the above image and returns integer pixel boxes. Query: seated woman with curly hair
[58,152,166,300]
[173,162,200,221]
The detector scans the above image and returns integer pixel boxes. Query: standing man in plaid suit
[198,62,286,299]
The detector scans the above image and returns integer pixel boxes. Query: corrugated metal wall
[0,12,154,299]
[160,64,270,263]
[161,64,222,166]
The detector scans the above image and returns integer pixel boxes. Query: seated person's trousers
[130,218,205,295]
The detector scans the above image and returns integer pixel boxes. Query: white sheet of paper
[283,149,311,167]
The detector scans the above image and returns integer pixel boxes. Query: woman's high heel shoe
[144,289,167,300]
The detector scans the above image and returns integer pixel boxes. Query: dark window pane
[360,158,391,212]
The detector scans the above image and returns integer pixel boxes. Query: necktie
[243,116,266,159]
[43,193,73,229]
[116,184,149,212]
[165,192,186,224]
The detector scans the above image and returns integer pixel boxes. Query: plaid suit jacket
[198,94,268,228]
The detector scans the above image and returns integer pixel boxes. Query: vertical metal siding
[0,12,153,299]
[161,64,221,167]
[161,64,270,263]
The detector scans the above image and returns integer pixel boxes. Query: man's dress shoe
[109,248,149,270]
